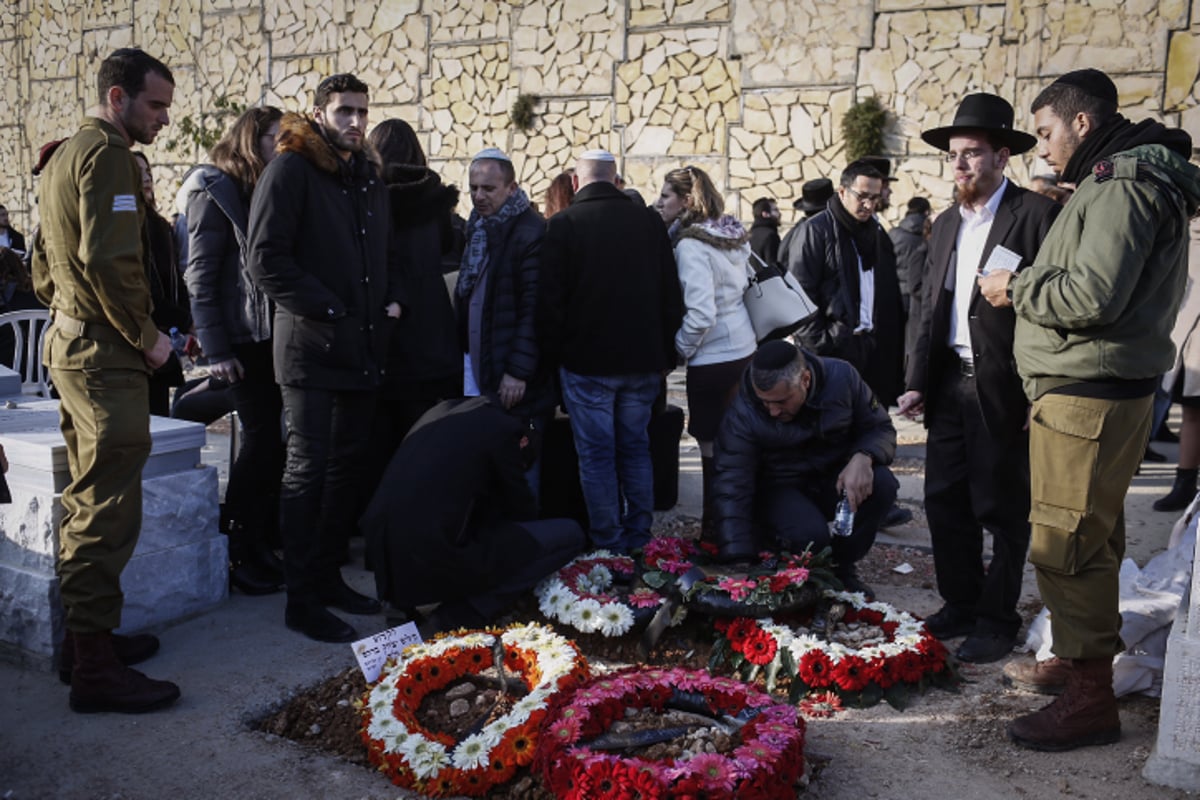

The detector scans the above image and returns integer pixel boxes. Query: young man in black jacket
[248,73,402,643]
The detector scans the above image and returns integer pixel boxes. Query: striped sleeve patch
[111,194,138,212]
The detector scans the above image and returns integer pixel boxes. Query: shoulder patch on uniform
[1092,159,1114,182]
[112,194,138,212]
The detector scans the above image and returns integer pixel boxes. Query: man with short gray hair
[540,149,684,554]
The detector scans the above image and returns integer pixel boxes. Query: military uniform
[32,117,156,634]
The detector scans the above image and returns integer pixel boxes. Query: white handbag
[742,252,817,343]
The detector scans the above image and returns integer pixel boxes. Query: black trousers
[279,385,377,599]
[924,369,1030,638]
[758,464,898,573]
[223,341,285,528]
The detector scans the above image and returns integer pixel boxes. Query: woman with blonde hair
[180,105,285,595]
[654,166,757,540]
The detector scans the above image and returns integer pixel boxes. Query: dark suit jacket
[361,397,539,607]
[906,182,1061,435]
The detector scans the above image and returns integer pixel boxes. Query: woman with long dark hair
[181,105,285,595]
[655,166,757,540]
[365,119,462,465]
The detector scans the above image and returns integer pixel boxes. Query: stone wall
[2,0,1199,230]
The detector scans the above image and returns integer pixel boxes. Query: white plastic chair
[0,308,53,396]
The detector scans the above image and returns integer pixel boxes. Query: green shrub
[841,96,888,162]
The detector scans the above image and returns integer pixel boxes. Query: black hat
[859,155,893,182]
[1049,69,1118,106]
[921,92,1037,155]
[794,178,834,214]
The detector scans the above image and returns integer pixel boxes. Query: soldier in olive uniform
[32,48,179,713]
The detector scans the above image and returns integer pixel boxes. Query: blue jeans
[560,369,661,552]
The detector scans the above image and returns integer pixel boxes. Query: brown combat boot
[1006,657,1120,751]
[1002,656,1070,695]
[68,631,180,714]
[59,631,160,684]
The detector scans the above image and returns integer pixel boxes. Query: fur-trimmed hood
[676,214,750,251]
[382,163,460,229]
[276,112,380,176]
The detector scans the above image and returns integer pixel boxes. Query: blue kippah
[753,340,798,370]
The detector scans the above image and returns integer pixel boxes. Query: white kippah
[580,148,616,162]
[472,147,511,163]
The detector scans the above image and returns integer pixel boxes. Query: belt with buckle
[51,310,128,345]
[959,359,976,378]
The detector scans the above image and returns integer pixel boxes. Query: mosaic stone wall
[3,0,1200,231]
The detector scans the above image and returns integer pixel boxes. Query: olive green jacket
[33,117,157,372]
[1012,144,1200,400]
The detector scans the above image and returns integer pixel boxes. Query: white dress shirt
[949,178,1007,362]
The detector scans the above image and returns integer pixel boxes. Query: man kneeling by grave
[712,340,898,600]
[362,396,585,635]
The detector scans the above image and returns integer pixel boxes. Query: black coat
[3,227,25,255]
[907,183,1061,435]
[182,166,272,361]
[455,204,552,415]
[362,397,538,607]
[247,114,402,391]
[749,218,781,269]
[539,181,684,375]
[713,353,896,555]
[789,209,905,405]
[384,164,461,385]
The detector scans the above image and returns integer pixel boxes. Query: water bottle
[168,327,188,356]
[832,492,854,537]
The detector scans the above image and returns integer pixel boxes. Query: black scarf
[1060,114,1192,185]
[828,194,878,270]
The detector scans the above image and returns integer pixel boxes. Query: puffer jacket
[712,353,896,558]
[1013,143,1200,400]
[674,216,758,366]
[247,113,402,391]
[182,165,272,361]
[888,211,928,313]
[455,205,553,416]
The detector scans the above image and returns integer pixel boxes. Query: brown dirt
[257,530,1188,800]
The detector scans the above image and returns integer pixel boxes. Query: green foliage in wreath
[841,96,889,162]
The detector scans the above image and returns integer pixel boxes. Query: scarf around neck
[456,187,530,299]
[828,193,878,271]
[1060,114,1193,186]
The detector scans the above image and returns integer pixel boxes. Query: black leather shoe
[924,606,976,639]
[285,602,358,643]
[881,505,913,528]
[1143,447,1167,463]
[955,632,1016,664]
[231,561,284,596]
[317,579,382,616]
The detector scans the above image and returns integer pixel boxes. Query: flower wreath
[640,536,837,617]
[536,550,666,637]
[534,666,806,800]
[359,622,590,797]
[710,591,956,710]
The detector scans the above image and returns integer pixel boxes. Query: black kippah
[753,340,798,370]
[1051,69,1118,105]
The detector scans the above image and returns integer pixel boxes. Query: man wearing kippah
[710,340,899,598]
[979,68,1200,750]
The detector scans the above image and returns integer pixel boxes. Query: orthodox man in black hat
[897,93,1062,667]
[978,70,1200,751]
[778,177,833,268]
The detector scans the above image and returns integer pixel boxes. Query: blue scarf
[457,188,531,299]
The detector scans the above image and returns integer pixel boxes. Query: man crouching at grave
[362,397,585,635]
[712,340,898,600]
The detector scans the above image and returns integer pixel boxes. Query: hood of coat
[1124,143,1200,218]
[382,163,460,228]
[896,212,926,236]
[276,112,380,176]
[677,214,750,251]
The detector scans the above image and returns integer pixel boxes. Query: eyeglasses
[844,186,882,205]
[944,148,991,163]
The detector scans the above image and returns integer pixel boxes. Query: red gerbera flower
[867,655,898,689]
[727,617,759,648]
[743,629,779,666]
[832,654,870,692]
[796,649,835,688]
